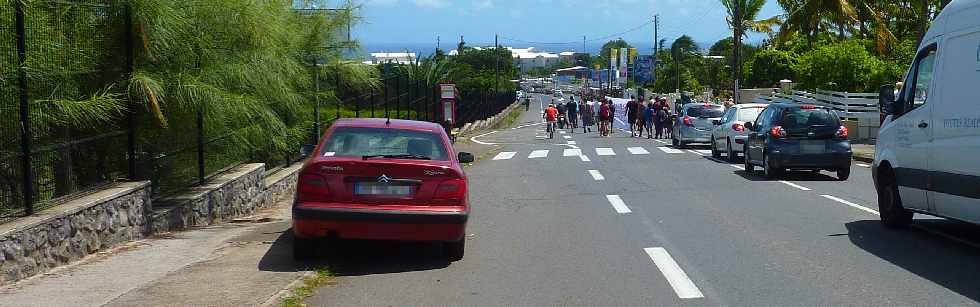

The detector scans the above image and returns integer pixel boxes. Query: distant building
[449,46,575,74]
[555,66,591,80]
[364,52,417,65]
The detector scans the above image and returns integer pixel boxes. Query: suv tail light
[433,179,467,205]
[769,126,787,138]
[836,125,849,139]
[682,116,694,127]
[297,173,330,202]
[800,105,817,110]
[732,123,744,132]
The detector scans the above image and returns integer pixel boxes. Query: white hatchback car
[710,103,768,161]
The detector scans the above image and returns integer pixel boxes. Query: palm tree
[777,0,895,54]
[720,0,778,101]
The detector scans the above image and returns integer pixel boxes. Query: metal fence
[0,0,514,223]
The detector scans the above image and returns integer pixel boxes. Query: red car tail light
[770,126,787,138]
[297,173,330,202]
[732,123,744,132]
[433,179,467,205]
[800,105,817,110]
[836,125,849,139]
[683,116,694,127]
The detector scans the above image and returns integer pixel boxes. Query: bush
[792,40,893,92]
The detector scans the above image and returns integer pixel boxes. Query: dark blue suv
[743,104,853,180]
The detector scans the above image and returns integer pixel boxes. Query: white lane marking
[687,150,706,156]
[596,148,616,156]
[563,135,572,139]
[563,148,583,156]
[731,165,745,170]
[528,150,549,159]
[856,163,870,168]
[588,170,605,181]
[567,141,577,145]
[820,195,880,215]
[512,122,547,130]
[696,150,712,155]
[627,147,650,155]
[658,147,684,154]
[605,195,632,214]
[535,136,547,139]
[655,139,669,144]
[579,155,591,162]
[779,180,812,191]
[644,247,705,299]
[470,131,498,145]
[559,130,567,134]
[492,152,516,160]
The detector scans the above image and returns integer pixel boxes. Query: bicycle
[547,121,556,139]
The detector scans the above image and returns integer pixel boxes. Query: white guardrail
[752,90,880,121]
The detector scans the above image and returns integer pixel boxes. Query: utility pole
[437,35,440,50]
[583,36,587,54]
[653,14,659,90]
[733,0,742,104]
[494,34,499,95]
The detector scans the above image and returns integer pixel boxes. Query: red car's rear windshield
[779,108,840,130]
[322,127,449,161]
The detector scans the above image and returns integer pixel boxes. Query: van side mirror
[299,144,316,159]
[743,122,755,131]
[458,152,474,164]
[878,85,897,115]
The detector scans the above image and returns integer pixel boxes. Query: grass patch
[491,105,524,130]
[280,267,335,307]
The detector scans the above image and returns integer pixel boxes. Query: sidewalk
[852,143,874,163]
[0,200,310,307]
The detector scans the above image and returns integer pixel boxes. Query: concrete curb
[260,270,317,307]
[853,155,874,163]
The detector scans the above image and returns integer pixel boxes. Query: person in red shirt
[544,104,558,138]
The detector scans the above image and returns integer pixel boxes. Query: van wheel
[444,239,465,261]
[293,237,317,261]
[877,171,913,228]
[837,167,851,181]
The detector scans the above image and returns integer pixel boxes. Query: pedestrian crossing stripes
[488,146,705,162]
[528,150,549,159]
[493,152,517,160]
[596,148,616,156]
[627,147,649,155]
[563,135,572,139]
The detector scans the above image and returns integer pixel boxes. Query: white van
[874,0,980,227]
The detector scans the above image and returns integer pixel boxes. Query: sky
[344,0,785,53]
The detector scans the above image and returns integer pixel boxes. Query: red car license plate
[354,183,413,196]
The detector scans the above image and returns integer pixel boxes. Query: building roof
[555,66,589,72]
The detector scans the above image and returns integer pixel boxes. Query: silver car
[709,104,767,161]
[672,103,725,148]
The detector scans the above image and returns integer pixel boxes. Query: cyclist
[524,96,531,111]
[544,103,558,139]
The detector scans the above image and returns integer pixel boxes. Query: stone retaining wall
[0,162,302,286]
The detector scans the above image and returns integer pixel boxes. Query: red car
[292,118,474,261]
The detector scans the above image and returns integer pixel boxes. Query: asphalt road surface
[306,93,980,306]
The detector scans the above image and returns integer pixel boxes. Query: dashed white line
[579,155,592,162]
[856,163,870,168]
[779,180,812,191]
[644,247,705,299]
[655,139,669,144]
[528,150,549,159]
[563,148,583,156]
[696,150,712,155]
[492,152,516,160]
[687,150,705,156]
[563,135,572,139]
[588,170,605,181]
[658,147,684,154]
[559,131,567,134]
[567,141,577,145]
[470,131,498,145]
[731,165,745,170]
[605,195,631,214]
[596,148,616,156]
[627,147,650,155]
[820,194,880,215]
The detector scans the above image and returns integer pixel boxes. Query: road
[306,93,980,306]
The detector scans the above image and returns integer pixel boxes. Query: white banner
[619,48,628,85]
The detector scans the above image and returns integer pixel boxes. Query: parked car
[743,103,852,180]
[672,103,726,148]
[873,0,980,228]
[710,104,768,161]
[291,118,473,261]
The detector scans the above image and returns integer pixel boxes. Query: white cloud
[415,0,450,8]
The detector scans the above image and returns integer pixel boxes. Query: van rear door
[929,24,980,223]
